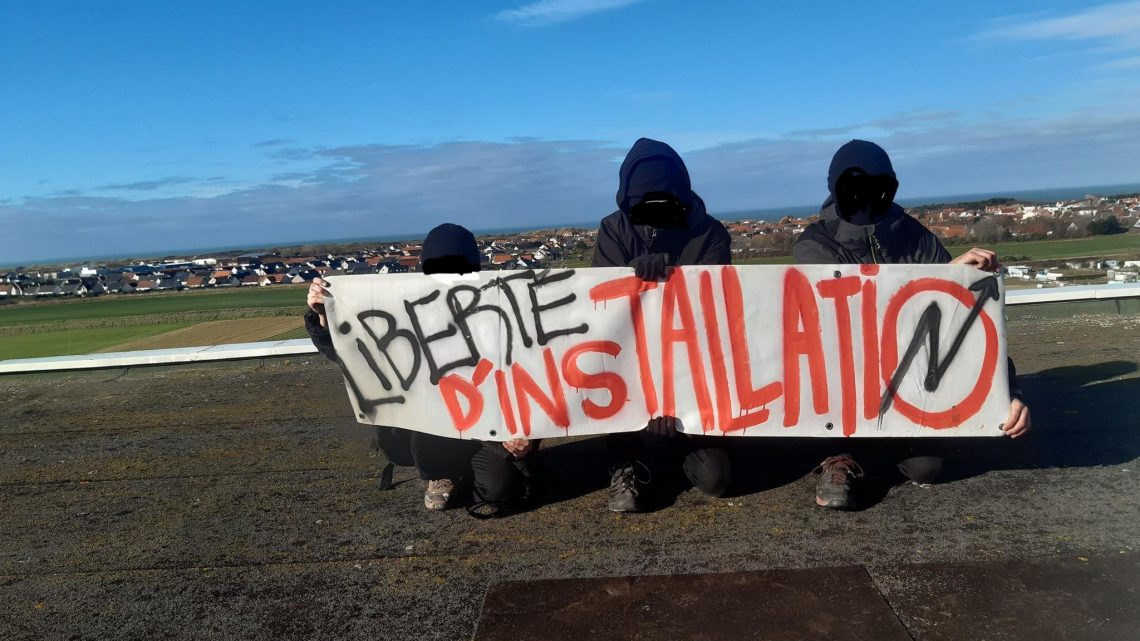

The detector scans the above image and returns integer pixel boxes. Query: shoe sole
[816,496,854,510]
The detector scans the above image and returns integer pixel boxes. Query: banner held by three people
[324,265,1009,441]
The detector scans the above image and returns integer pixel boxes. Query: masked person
[306,223,538,516]
[793,139,1031,509]
[592,138,734,512]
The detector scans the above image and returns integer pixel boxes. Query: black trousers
[376,426,479,480]
[470,442,533,505]
[824,439,944,484]
[607,430,732,498]
[376,427,530,504]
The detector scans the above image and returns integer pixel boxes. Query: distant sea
[719,182,1140,222]
[11,182,1140,268]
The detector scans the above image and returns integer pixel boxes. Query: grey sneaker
[424,479,454,511]
[814,455,864,510]
[608,462,650,513]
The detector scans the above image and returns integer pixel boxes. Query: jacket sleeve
[926,232,953,264]
[304,309,338,362]
[697,224,733,265]
[1007,357,1022,402]
[591,219,631,267]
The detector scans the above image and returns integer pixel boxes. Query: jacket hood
[616,138,695,214]
[421,223,481,267]
[827,139,896,194]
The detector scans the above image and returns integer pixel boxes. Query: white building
[1006,265,1031,279]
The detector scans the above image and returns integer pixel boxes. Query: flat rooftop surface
[2,301,1138,640]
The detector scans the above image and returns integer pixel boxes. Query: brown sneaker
[814,455,864,510]
[424,479,454,511]
[608,462,650,513]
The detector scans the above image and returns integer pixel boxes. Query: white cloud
[979,2,1140,68]
[494,0,646,27]
[6,109,1140,264]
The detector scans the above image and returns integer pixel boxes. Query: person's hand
[629,253,671,281]
[645,416,679,437]
[1002,398,1031,438]
[307,277,331,328]
[951,247,1000,272]
[502,438,533,459]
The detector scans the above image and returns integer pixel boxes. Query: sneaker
[424,479,454,511]
[608,462,651,513]
[814,454,864,510]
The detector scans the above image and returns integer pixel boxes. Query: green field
[736,255,796,265]
[0,324,192,360]
[948,234,1140,261]
[0,285,308,327]
[0,286,309,359]
[734,234,1140,265]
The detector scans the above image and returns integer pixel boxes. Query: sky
[2,0,1139,265]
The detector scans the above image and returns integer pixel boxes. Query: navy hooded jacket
[591,138,732,268]
[794,140,951,265]
[794,140,1020,398]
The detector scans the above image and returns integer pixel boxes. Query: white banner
[325,265,1009,440]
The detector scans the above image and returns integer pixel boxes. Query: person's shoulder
[893,207,950,262]
[598,210,627,233]
[796,219,832,243]
[700,212,731,238]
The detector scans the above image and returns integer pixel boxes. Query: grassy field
[0,285,307,327]
[0,324,192,360]
[736,255,795,265]
[92,317,304,352]
[733,234,1140,265]
[0,286,309,360]
[947,234,1140,261]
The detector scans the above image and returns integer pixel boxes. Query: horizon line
[5,181,1139,269]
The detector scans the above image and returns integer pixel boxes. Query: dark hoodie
[305,223,482,359]
[794,140,1021,398]
[794,140,950,265]
[591,138,731,268]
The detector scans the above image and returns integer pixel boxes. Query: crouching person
[592,138,734,512]
[305,223,539,516]
[793,140,1031,509]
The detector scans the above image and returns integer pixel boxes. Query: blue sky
[2,0,1139,264]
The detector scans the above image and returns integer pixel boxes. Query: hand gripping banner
[324,265,1009,441]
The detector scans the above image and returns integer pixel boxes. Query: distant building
[1006,266,1031,280]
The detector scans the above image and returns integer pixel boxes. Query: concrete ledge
[0,338,318,374]
[2,283,1138,375]
[1006,282,1140,305]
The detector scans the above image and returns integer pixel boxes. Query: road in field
[94,317,305,352]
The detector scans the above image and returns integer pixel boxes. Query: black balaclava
[827,140,899,225]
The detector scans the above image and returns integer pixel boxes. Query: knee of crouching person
[897,455,943,485]
[684,448,732,498]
